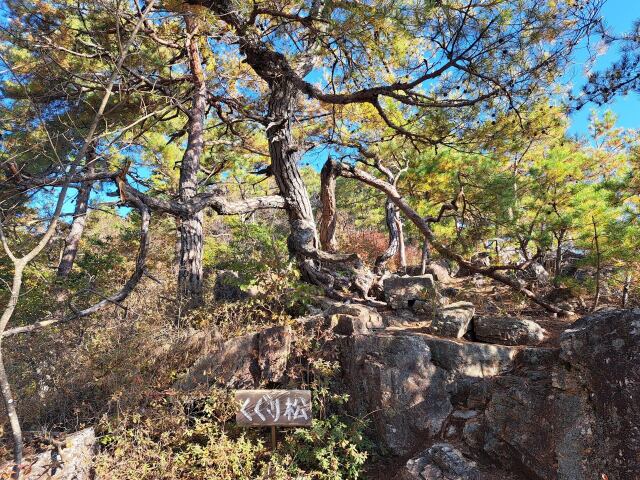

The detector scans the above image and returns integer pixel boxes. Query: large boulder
[428,302,476,339]
[403,443,481,480]
[177,332,259,389]
[325,303,384,335]
[457,310,640,480]
[479,350,560,479]
[421,335,518,378]
[24,428,96,480]
[176,325,292,389]
[474,316,545,346]
[383,274,438,310]
[338,333,452,455]
[258,325,292,383]
[558,309,640,480]
[520,262,550,285]
[423,262,453,283]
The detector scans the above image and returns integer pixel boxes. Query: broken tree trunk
[177,14,207,309]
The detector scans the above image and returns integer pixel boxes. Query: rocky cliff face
[337,308,640,480]
[558,309,640,479]
[170,285,639,480]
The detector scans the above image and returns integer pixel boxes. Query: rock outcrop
[339,309,639,479]
[338,333,452,455]
[383,274,438,310]
[176,325,292,389]
[473,316,545,346]
[421,335,518,378]
[403,443,482,480]
[258,325,292,383]
[428,302,475,339]
[24,428,96,480]
[423,262,453,283]
[175,302,639,480]
[432,309,638,480]
[558,309,640,480]
[326,303,384,335]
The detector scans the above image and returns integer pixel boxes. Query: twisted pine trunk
[266,78,319,276]
[177,15,206,309]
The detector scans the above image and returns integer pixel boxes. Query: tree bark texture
[266,79,318,260]
[319,158,339,252]
[57,157,95,277]
[177,14,207,309]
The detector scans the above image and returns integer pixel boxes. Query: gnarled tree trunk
[177,15,206,309]
[267,79,318,260]
[183,1,372,296]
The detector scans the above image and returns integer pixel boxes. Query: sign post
[235,389,312,450]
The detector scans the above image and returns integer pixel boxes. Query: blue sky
[300,0,640,167]
[566,0,640,135]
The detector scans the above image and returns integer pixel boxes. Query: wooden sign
[235,389,312,427]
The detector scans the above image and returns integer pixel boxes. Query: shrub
[95,362,369,479]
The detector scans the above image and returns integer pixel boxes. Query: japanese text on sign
[235,390,312,427]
